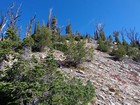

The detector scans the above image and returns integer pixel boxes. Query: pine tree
[113,31,121,45]
[108,35,113,43]
[66,23,72,35]
[51,16,57,33]
[32,25,52,52]
[6,27,19,41]
[100,31,106,41]
[94,30,99,40]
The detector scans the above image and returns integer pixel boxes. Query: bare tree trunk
[26,15,36,36]
[47,8,52,29]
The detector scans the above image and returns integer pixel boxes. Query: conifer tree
[6,27,19,41]
[108,35,113,43]
[66,23,72,35]
[113,31,121,45]
[51,16,57,33]
[94,30,99,40]
[100,31,106,41]
[94,23,105,40]
[32,23,52,52]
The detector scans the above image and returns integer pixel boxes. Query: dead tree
[0,12,8,33]
[8,2,22,28]
[26,15,36,36]
[0,11,8,40]
[0,2,22,40]
[113,31,121,44]
[120,29,128,46]
[96,23,104,32]
[125,28,140,47]
[47,8,52,29]
[94,23,105,40]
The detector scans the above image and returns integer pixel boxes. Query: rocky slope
[59,50,140,105]
[1,44,140,105]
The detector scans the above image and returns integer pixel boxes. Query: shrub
[111,45,126,60]
[97,39,108,52]
[85,47,94,62]
[133,53,140,62]
[100,31,106,41]
[5,27,20,42]
[0,54,95,105]
[0,40,21,62]
[32,26,52,52]
[0,60,46,105]
[45,76,95,105]
[22,36,34,47]
[53,42,67,52]
[64,36,93,67]
[127,47,139,58]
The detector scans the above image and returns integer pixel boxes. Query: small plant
[133,53,140,62]
[53,42,67,52]
[127,47,139,58]
[111,44,126,60]
[64,37,86,67]
[32,25,52,52]
[22,36,34,47]
[97,39,108,52]
[85,47,94,62]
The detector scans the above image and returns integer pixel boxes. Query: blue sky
[1,0,140,39]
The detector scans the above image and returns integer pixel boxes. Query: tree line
[0,2,95,105]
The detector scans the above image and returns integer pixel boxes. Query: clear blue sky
[1,0,140,39]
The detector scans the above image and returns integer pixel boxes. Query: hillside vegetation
[0,2,140,105]
[0,3,96,105]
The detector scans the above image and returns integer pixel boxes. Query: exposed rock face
[60,50,140,105]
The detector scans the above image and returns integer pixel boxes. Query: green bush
[5,27,20,42]
[32,26,52,52]
[0,60,46,105]
[100,31,106,41]
[45,76,95,105]
[85,47,94,62]
[64,36,93,67]
[0,54,95,105]
[129,49,140,62]
[127,47,139,58]
[111,45,126,60]
[0,40,21,62]
[133,53,140,62]
[97,39,108,52]
[53,42,67,52]
[22,36,34,47]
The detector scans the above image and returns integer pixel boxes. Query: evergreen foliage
[99,31,106,41]
[32,25,52,52]
[51,16,57,32]
[108,35,113,43]
[113,31,121,45]
[111,44,126,60]
[0,54,95,105]
[2,2,140,104]
[64,36,86,67]
[64,36,94,67]
[97,39,108,52]
[6,27,20,42]
[133,53,140,62]
[66,24,72,35]
[22,36,34,47]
